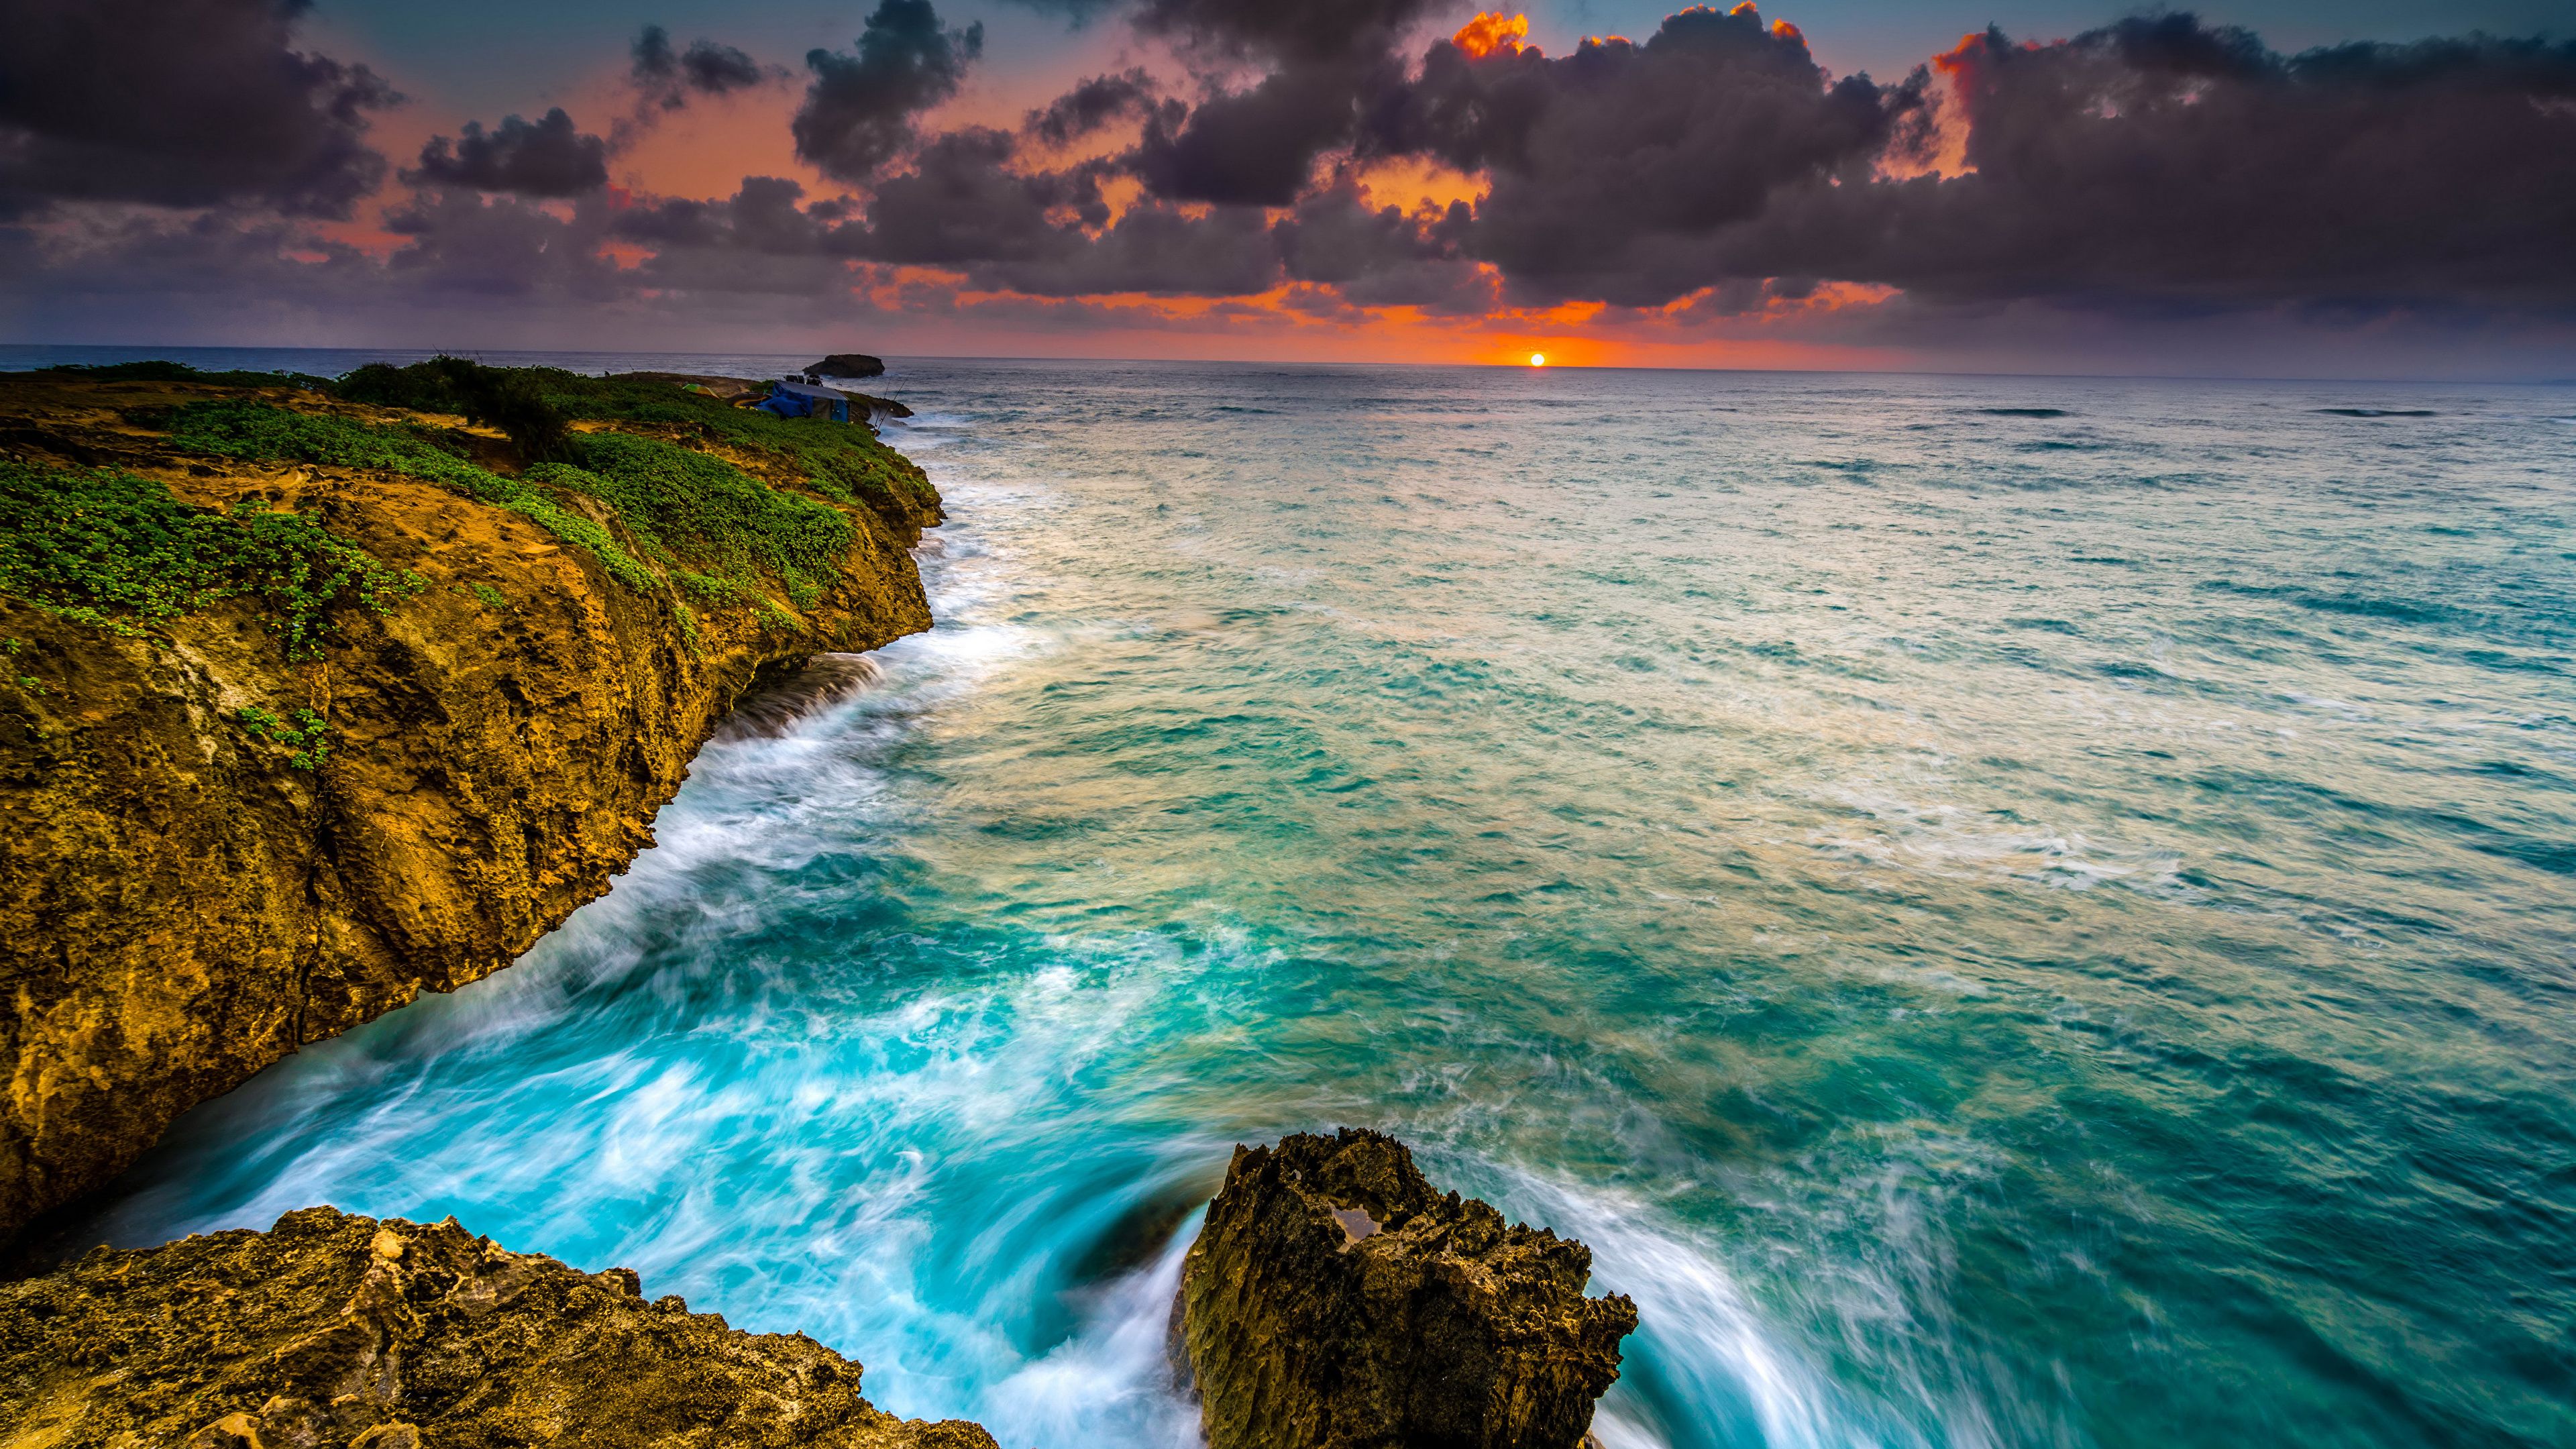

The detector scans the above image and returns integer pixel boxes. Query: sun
[1529,352,1547,367]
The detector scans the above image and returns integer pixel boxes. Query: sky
[2,0,2573,376]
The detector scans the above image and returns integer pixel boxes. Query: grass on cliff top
[335,358,938,529]
[0,458,420,657]
[168,399,853,618]
[38,360,329,390]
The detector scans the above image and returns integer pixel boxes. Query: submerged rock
[0,1205,996,1449]
[1175,1128,1639,1449]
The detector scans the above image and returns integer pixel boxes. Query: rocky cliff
[1175,1128,1639,1449]
[0,1205,997,1448]
[0,362,941,1246]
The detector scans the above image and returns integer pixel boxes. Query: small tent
[756,380,853,423]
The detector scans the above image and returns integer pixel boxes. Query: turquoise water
[77,360,2576,1448]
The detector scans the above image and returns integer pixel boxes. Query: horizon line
[2,341,2569,390]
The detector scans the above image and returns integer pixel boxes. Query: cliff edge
[0,360,942,1245]
[0,1205,997,1448]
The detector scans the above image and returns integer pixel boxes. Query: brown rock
[0,372,941,1246]
[0,1205,998,1448]
[1175,1128,1640,1449]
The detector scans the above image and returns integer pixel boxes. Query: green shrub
[0,458,419,655]
[521,372,940,528]
[39,360,325,388]
[336,357,572,462]
[168,400,657,593]
[237,704,331,769]
[533,429,851,581]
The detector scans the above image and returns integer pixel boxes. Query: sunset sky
[3,0,2572,375]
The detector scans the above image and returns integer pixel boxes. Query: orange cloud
[1452,12,1530,60]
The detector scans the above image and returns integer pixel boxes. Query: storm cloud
[0,0,394,219]
[1774,19,2576,311]
[602,1,2576,323]
[792,0,987,184]
[408,109,610,197]
[1124,0,1448,206]
[1028,70,1166,146]
[5,0,2573,362]
[632,25,768,107]
[1385,6,1911,306]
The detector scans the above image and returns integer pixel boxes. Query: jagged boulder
[1175,1128,1639,1449]
[0,1206,996,1449]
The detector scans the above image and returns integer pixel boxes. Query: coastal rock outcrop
[1174,1128,1639,1449]
[0,1205,998,1448]
[0,366,941,1246]
[807,354,886,380]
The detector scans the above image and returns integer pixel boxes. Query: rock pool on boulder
[1175,1128,1640,1449]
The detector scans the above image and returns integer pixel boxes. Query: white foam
[981,1216,1205,1448]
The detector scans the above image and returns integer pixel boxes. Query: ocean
[24,350,2576,1448]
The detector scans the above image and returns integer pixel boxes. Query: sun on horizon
[1529,352,1547,367]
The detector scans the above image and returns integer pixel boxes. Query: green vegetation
[168,400,661,594]
[235,705,331,770]
[337,357,570,462]
[323,358,938,530]
[168,398,859,627]
[461,582,509,610]
[39,360,326,389]
[3,362,930,660]
[541,372,938,529]
[527,431,847,598]
[0,458,419,656]
[3,637,40,694]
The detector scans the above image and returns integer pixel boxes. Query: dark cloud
[631,25,769,109]
[612,178,874,294]
[7,0,2573,360]
[857,129,1099,268]
[792,0,985,184]
[1273,178,1487,312]
[969,202,1279,297]
[0,0,396,219]
[1778,19,2576,312]
[1128,0,1447,67]
[407,109,610,197]
[987,0,1124,25]
[1287,5,2576,317]
[1027,69,1165,146]
[380,187,623,299]
[1131,64,1397,205]
[1122,0,1442,207]
[846,127,1276,297]
[1380,7,1907,307]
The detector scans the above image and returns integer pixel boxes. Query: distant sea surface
[27,347,2576,1449]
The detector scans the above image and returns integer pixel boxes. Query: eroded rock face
[1175,1128,1640,1449]
[0,1206,996,1449]
[0,373,941,1245]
